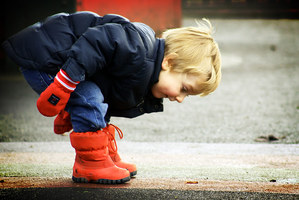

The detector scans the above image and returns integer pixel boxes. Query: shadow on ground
[1,187,298,200]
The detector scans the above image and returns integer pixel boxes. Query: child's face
[151,57,202,103]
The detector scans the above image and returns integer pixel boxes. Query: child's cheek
[167,88,180,97]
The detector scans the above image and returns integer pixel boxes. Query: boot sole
[130,171,137,177]
[72,176,130,184]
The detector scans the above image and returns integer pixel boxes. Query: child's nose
[175,95,186,103]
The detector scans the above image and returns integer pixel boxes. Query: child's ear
[162,53,178,70]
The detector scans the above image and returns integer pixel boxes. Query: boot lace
[104,124,124,153]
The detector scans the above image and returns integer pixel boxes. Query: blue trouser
[21,68,108,132]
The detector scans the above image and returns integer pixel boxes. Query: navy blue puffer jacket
[2,11,164,119]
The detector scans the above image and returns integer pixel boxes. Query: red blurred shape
[77,0,182,35]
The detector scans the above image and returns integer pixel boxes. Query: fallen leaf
[185,181,198,184]
[255,135,279,142]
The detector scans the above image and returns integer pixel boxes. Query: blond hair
[162,19,222,96]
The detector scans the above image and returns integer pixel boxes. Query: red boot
[104,124,137,177]
[54,110,72,134]
[70,130,130,184]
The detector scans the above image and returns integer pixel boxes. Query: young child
[2,11,221,184]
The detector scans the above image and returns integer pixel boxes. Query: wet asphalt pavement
[1,187,298,200]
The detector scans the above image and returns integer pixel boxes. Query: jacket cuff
[61,57,86,82]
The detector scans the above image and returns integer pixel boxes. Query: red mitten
[54,110,73,134]
[37,69,79,117]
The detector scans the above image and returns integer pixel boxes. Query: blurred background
[0,0,298,144]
